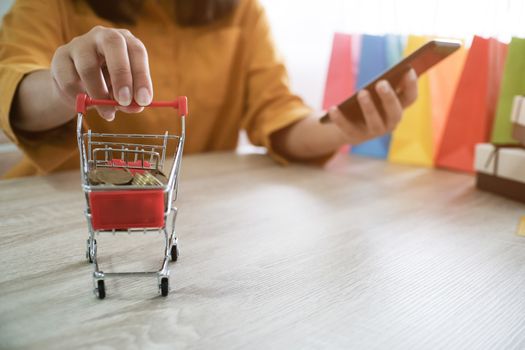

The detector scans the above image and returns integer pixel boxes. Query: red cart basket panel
[89,190,165,230]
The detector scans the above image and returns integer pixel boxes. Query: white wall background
[260,0,525,109]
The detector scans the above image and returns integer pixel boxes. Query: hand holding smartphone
[319,39,461,124]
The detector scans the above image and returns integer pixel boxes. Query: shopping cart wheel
[170,245,179,262]
[160,277,169,297]
[96,280,106,299]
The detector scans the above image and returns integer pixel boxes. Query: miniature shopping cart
[76,93,187,299]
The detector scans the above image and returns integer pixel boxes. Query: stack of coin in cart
[132,171,164,186]
[88,167,168,186]
[88,168,133,185]
[152,170,168,184]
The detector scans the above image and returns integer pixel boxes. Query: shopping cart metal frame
[76,93,187,299]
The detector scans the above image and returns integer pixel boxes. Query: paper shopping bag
[350,34,393,159]
[385,34,406,67]
[436,36,508,172]
[322,33,356,110]
[322,33,357,154]
[491,37,525,144]
[388,35,434,167]
[427,44,467,152]
[510,95,525,144]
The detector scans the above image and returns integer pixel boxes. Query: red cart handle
[76,93,188,117]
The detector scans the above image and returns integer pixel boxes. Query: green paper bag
[491,37,525,144]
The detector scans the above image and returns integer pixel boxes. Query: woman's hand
[270,69,419,161]
[328,69,418,145]
[50,25,153,121]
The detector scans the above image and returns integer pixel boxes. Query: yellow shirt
[0,0,311,178]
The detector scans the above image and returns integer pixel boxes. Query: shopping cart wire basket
[76,93,188,299]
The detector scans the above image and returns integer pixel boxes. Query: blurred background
[0,0,524,175]
[261,0,524,108]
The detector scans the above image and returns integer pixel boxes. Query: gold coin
[153,171,168,184]
[132,173,145,186]
[132,171,163,186]
[97,168,133,185]
[88,169,101,185]
[144,172,163,186]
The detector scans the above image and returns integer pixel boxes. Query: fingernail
[136,88,151,106]
[101,110,115,121]
[118,86,132,106]
[409,69,417,81]
[377,81,389,93]
[358,90,369,103]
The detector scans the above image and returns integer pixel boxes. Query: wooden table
[1,152,525,349]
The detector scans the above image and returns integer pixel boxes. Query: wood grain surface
[1,152,525,350]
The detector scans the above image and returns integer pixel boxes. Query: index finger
[95,29,133,106]
[118,30,153,107]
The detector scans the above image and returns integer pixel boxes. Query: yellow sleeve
[0,0,76,176]
[241,0,312,164]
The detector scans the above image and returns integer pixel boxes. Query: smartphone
[319,39,461,124]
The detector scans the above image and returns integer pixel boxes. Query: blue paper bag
[351,34,404,159]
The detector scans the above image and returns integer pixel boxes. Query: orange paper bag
[428,44,467,153]
[436,36,508,172]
